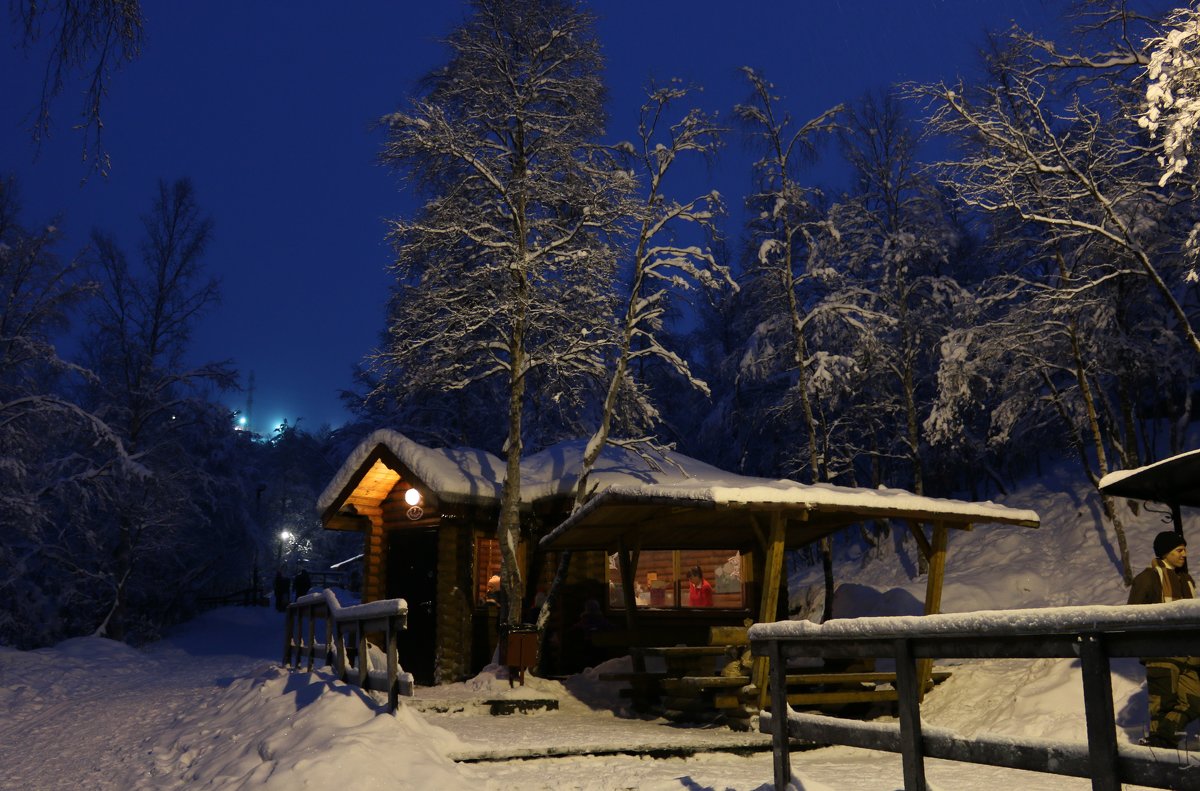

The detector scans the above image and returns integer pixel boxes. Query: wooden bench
[598,619,954,729]
[597,623,956,728]
[659,668,954,730]
[623,628,750,723]
[588,624,748,709]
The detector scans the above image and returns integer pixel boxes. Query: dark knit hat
[1154,531,1186,559]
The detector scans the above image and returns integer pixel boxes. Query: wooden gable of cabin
[318,438,607,684]
[319,442,503,685]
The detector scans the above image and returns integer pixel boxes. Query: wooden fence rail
[749,600,1200,791]
[283,589,412,712]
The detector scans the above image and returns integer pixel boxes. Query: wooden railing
[749,601,1200,791]
[282,589,412,712]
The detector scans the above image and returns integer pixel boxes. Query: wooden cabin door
[385,528,438,686]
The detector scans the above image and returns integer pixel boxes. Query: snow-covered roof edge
[1098,448,1200,490]
[320,433,1039,533]
[540,478,1039,548]
[316,428,506,516]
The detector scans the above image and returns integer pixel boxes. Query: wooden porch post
[616,540,644,674]
[918,522,949,699]
[755,511,786,710]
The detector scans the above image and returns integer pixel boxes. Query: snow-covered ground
[3,467,1199,790]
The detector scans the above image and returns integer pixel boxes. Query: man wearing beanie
[1128,530,1200,748]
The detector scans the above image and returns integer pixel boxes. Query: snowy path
[0,629,275,790]
[0,648,267,787]
[0,606,1189,790]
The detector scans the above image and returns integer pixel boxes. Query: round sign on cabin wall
[407,505,424,521]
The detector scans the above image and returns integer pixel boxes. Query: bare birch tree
[733,67,845,484]
[375,0,633,625]
[734,68,859,620]
[572,84,733,506]
[912,8,1199,358]
[11,0,144,173]
[532,85,734,640]
[913,4,1194,582]
[0,175,141,646]
[81,177,235,638]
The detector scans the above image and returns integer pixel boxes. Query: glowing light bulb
[404,488,421,506]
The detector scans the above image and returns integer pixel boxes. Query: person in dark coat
[293,568,312,600]
[1128,530,1200,748]
[273,570,290,611]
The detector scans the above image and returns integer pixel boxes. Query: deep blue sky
[1,1,1049,433]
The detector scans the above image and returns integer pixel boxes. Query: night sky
[1,1,1048,433]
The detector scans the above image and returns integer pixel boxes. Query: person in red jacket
[1128,531,1200,748]
[688,566,713,607]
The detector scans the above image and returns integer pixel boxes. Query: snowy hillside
[1,466,1197,790]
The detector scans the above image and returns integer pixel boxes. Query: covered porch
[539,480,1039,723]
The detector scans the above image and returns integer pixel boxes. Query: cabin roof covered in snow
[318,431,1040,545]
[538,472,1040,552]
[317,429,506,525]
[1098,448,1200,509]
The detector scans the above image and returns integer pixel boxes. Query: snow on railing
[749,600,1200,791]
[282,589,412,712]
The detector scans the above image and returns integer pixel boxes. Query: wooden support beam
[387,617,400,712]
[750,513,768,555]
[357,625,369,689]
[755,512,787,710]
[894,637,928,791]
[282,606,295,667]
[769,639,791,791]
[616,539,644,674]
[918,522,949,700]
[306,612,317,672]
[1079,633,1120,791]
[907,520,932,561]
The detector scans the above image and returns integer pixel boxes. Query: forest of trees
[5,0,1200,647]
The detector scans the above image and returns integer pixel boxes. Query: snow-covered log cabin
[318,429,1040,686]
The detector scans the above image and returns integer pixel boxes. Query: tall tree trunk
[498,318,527,626]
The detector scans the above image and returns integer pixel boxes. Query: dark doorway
[385,529,438,685]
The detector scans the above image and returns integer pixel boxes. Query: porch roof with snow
[538,473,1041,553]
[1098,449,1200,510]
